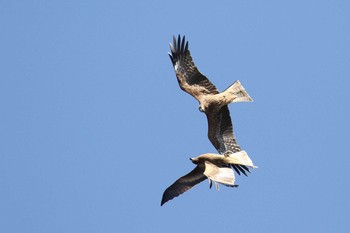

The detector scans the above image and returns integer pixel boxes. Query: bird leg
[209,179,213,189]
[214,181,220,190]
[208,179,220,190]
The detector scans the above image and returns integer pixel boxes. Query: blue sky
[1,0,349,232]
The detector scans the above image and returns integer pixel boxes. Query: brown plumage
[168,35,253,175]
[161,151,256,206]
[161,35,255,206]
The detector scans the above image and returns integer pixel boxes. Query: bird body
[161,150,256,206]
[161,35,255,206]
[184,79,252,113]
[168,35,253,155]
[190,150,256,168]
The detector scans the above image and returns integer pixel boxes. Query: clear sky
[1,0,349,232]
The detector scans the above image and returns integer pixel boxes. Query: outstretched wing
[168,35,219,101]
[206,106,251,176]
[207,106,241,154]
[161,164,206,206]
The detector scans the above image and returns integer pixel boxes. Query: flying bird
[161,35,255,206]
[168,35,253,175]
[161,151,256,206]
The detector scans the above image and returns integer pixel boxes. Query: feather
[161,164,206,206]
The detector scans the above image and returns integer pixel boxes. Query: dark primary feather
[168,35,219,99]
[161,165,206,206]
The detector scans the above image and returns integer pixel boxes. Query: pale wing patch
[204,161,236,187]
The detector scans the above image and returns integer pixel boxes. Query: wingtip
[241,165,251,174]
[237,165,248,176]
[173,35,176,45]
[231,164,241,175]
[180,35,185,52]
[169,34,188,55]
[160,195,167,206]
[168,52,174,65]
[160,189,174,206]
[168,34,191,68]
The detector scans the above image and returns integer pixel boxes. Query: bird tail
[223,80,253,103]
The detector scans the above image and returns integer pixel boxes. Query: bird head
[190,157,199,164]
[198,105,205,113]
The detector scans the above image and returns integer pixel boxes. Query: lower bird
[161,150,256,206]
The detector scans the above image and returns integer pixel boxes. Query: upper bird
[168,35,253,175]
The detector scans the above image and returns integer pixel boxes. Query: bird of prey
[161,35,255,206]
[161,150,256,206]
[168,35,253,175]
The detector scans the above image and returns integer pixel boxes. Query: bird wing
[206,106,252,176]
[203,161,236,187]
[206,105,241,154]
[226,150,257,168]
[161,164,206,206]
[168,35,219,101]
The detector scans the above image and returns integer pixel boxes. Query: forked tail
[223,80,253,103]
